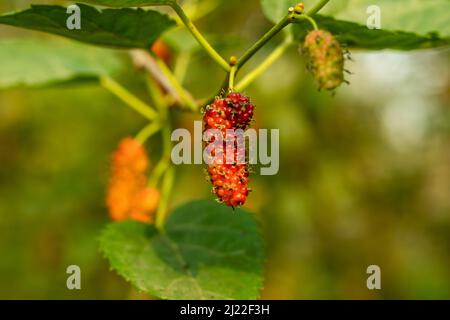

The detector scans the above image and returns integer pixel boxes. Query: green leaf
[327,0,450,38]
[79,0,175,7]
[0,38,124,88]
[260,0,293,24]
[99,200,264,300]
[293,15,450,50]
[260,0,345,23]
[0,4,175,49]
[260,0,450,49]
[261,0,450,39]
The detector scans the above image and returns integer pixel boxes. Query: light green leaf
[260,0,345,23]
[99,200,264,300]
[0,38,124,88]
[261,0,450,45]
[79,0,175,7]
[293,15,450,50]
[328,0,450,38]
[0,4,175,49]
[260,0,293,24]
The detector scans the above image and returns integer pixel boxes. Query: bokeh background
[1,0,449,299]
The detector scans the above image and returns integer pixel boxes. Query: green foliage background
[0,0,449,299]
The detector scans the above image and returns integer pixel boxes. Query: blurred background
[0,0,449,299]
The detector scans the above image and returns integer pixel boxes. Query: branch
[131,50,198,112]
[236,14,291,70]
[100,76,158,121]
[130,50,180,101]
[154,105,175,230]
[153,54,199,112]
[155,166,175,230]
[307,0,331,16]
[235,38,293,92]
[135,121,161,144]
[170,2,230,72]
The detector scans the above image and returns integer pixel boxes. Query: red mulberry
[203,92,255,207]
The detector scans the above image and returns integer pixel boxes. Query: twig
[100,76,158,121]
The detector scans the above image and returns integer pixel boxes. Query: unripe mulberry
[203,92,255,207]
[302,29,344,90]
[106,138,159,223]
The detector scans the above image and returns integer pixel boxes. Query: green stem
[235,38,292,92]
[172,0,220,26]
[170,3,230,72]
[154,111,174,230]
[145,75,166,112]
[145,79,174,230]
[155,166,175,231]
[236,14,291,70]
[228,66,237,90]
[299,14,319,30]
[154,55,199,112]
[188,0,221,22]
[173,52,191,84]
[145,75,172,189]
[307,0,331,15]
[100,76,158,121]
[161,116,172,160]
[135,121,161,144]
[148,155,170,187]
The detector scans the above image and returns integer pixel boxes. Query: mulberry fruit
[129,187,160,223]
[151,39,171,65]
[203,92,255,207]
[302,29,344,91]
[106,138,159,223]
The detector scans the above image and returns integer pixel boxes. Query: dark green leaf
[0,38,124,88]
[99,200,264,300]
[0,4,175,49]
[294,15,450,50]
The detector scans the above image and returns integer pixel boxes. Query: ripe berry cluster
[203,92,255,207]
[106,138,160,223]
[302,29,345,91]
